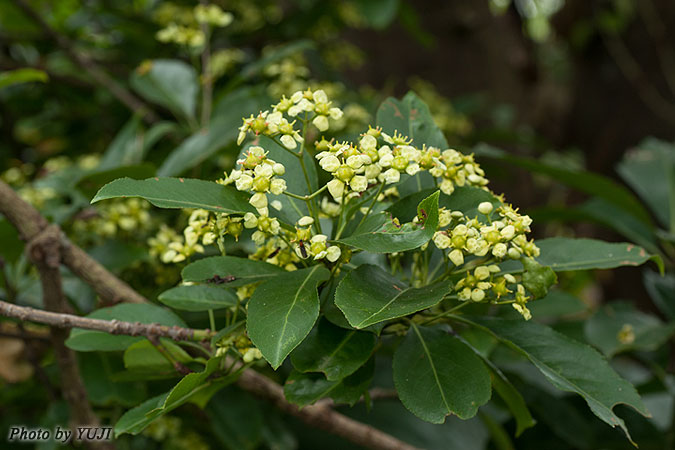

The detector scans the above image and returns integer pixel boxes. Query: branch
[0,187,416,450]
[25,225,113,450]
[0,300,213,342]
[0,181,148,304]
[10,0,158,124]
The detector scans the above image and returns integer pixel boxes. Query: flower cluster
[156,4,232,48]
[454,267,533,319]
[293,216,341,262]
[237,88,343,148]
[74,198,152,238]
[148,224,204,264]
[314,127,489,202]
[227,146,287,214]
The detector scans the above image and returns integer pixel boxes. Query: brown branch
[0,187,415,450]
[236,368,418,450]
[25,225,113,450]
[10,0,158,124]
[0,181,148,304]
[0,300,213,341]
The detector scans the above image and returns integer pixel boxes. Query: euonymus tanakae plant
[91,88,660,443]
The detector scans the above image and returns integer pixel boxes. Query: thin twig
[0,300,213,341]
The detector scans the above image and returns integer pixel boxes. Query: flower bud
[478,202,493,215]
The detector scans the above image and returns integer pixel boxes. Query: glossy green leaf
[98,116,144,169]
[181,255,285,287]
[474,143,652,224]
[123,339,193,372]
[376,91,448,149]
[335,264,449,329]
[92,177,254,214]
[338,190,439,253]
[616,138,674,229]
[291,318,377,381]
[66,303,186,352]
[76,164,156,199]
[114,393,169,436]
[393,324,491,422]
[583,302,675,357]
[247,266,330,369]
[535,237,662,273]
[284,359,374,407]
[130,59,198,120]
[161,356,225,411]
[465,316,649,442]
[0,68,48,89]
[79,353,145,407]
[158,285,238,311]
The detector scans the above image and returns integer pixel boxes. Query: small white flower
[291,91,303,103]
[350,175,368,192]
[312,90,328,103]
[255,164,273,178]
[280,134,297,149]
[439,179,454,195]
[249,193,267,209]
[327,179,345,199]
[471,289,485,302]
[270,178,286,195]
[500,225,515,240]
[433,232,451,249]
[492,243,507,258]
[475,266,491,280]
[313,115,329,132]
[326,246,341,262]
[243,212,258,228]
[378,153,394,167]
[365,164,381,180]
[478,202,493,215]
[360,134,377,151]
[346,155,364,169]
[235,174,253,191]
[270,200,283,211]
[329,108,343,120]
[449,249,464,266]
[383,168,400,184]
[298,98,314,112]
[237,130,247,145]
[272,163,285,175]
[298,216,314,227]
[311,234,328,244]
[405,163,421,176]
[508,247,521,259]
[504,274,517,284]
[319,155,341,173]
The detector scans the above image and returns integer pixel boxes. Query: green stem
[208,309,216,332]
[356,182,385,229]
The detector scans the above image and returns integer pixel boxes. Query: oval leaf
[92,177,254,214]
[466,316,650,443]
[247,266,330,369]
[158,285,238,311]
[338,190,439,253]
[182,255,285,287]
[130,59,198,120]
[335,264,449,329]
[393,324,491,423]
[291,318,377,381]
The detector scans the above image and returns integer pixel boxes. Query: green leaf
[535,237,663,273]
[521,257,557,299]
[393,324,491,423]
[247,266,330,369]
[239,40,314,80]
[123,339,193,372]
[335,264,449,329]
[474,143,653,225]
[130,59,198,120]
[291,318,376,381]
[181,255,285,287]
[207,387,264,450]
[158,87,271,176]
[644,270,675,320]
[338,190,439,253]
[376,91,448,149]
[583,302,675,357]
[354,0,400,29]
[616,138,674,229]
[114,393,169,436]
[465,316,650,443]
[0,68,48,89]
[79,353,146,407]
[66,303,186,352]
[158,285,238,311]
[92,177,254,214]
[161,356,225,411]
[284,359,374,407]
